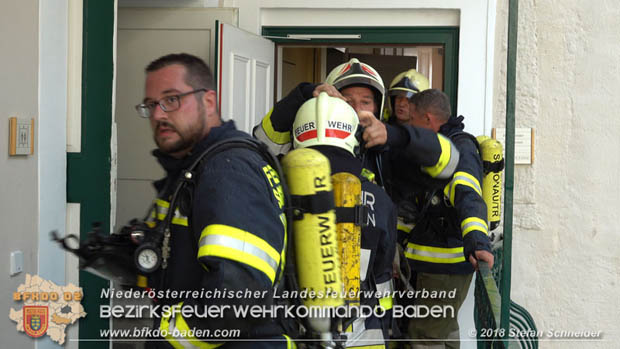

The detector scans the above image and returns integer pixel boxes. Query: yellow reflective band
[443,171,483,206]
[155,199,189,226]
[283,334,296,349]
[397,219,414,233]
[136,275,147,288]
[160,303,183,349]
[280,213,287,280]
[422,134,459,179]
[376,280,393,310]
[405,243,465,264]
[461,217,489,238]
[379,295,393,310]
[198,224,281,284]
[361,168,376,183]
[261,109,291,145]
[161,303,224,349]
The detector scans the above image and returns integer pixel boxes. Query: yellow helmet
[388,69,430,113]
[293,92,359,156]
[325,58,385,119]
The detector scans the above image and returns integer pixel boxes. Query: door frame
[262,26,459,115]
[66,0,113,346]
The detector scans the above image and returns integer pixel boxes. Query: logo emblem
[23,306,48,338]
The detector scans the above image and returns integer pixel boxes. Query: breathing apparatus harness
[53,137,296,290]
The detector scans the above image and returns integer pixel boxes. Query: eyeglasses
[135,88,207,118]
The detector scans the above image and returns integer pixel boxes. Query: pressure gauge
[134,244,162,273]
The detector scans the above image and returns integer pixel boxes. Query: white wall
[493,0,620,347]
[38,1,69,348]
[0,1,39,348]
[229,0,497,136]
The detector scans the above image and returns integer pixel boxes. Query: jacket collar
[439,115,465,137]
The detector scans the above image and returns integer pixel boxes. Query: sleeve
[253,82,317,156]
[160,149,287,343]
[442,135,492,259]
[386,123,460,180]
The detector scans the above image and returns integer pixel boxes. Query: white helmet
[325,58,385,119]
[293,92,359,156]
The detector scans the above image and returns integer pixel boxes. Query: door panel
[216,21,275,133]
[115,8,236,230]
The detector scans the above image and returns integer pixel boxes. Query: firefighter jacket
[253,82,387,185]
[312,146,396,348]
[388,116,491,275]
[146,121,292,348]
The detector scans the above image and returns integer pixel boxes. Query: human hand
[359,111,387,148]
[469,250,494,270]
[312,83,346,101]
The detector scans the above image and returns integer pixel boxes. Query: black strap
[290,190,334,220]
[483,158,505,173]
[335,205,369,227]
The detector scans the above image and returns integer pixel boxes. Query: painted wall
[493,0,620,347]
[0,1,39,348]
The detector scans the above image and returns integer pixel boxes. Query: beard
[154,104,207,156]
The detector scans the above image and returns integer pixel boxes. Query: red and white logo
[23,306,48,338]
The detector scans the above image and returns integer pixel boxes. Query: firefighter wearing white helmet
[387,69,430,124]
[293,91,360,155]
[293,92,397,348]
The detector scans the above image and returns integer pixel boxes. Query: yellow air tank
[479,138,504,231]
[281,148,344,336]
[332,172,362,307]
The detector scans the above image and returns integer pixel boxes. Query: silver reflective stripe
[168,317,194,348]
[462,220,488,235]
[405,247,463,260]
[451,173,482,195]
[344,317,386,348]
[436,139,460,179]
[376,280,393,294]
[156,202,188,221]
[360,248,371,282]
[254,125,291,156]
[199,234,279,274]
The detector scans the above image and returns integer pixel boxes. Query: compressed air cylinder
[281,148,344,333]
[479,138,504,231]
[332,172,361,306]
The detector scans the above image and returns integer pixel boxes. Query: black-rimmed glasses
[135,88,207,118]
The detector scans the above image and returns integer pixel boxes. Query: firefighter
[388,89,494,348]
[253,58,457,192]
[386,69,430,125]
[254,58,387,184]
[135,53,291,348]
[291,92,397,348]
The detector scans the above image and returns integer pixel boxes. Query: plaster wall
[493,0,620,347]
[0,1,39,348]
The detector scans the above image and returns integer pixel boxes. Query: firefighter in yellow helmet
[292,92,397,348]
[387,69,429,125]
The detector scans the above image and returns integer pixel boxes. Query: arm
[359,112,460,180]
[253,82,316,155]
[443,135,493,269]
[253,83,347,156]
